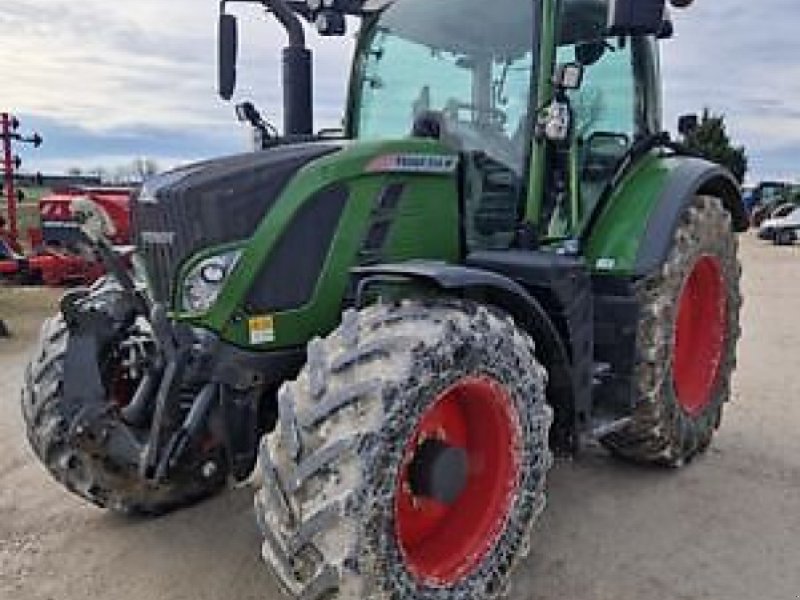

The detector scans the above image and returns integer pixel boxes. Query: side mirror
[678,114,699,137]
[218,13,239,100]
[608,0,666,35]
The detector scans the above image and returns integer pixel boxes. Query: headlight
[182,250,242,313]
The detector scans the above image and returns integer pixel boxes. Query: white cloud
[32,154,195,176]
[1,0,353,132]
[3,0,799,180]
[662,0,800,178]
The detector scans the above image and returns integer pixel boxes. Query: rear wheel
[254,300,551,599]
[602,196,742,466]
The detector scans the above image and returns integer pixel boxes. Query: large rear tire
[602,196,742,466]
[21,290,227,515]
[254,300,552,599]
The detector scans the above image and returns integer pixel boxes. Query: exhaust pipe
[219,0,313,136]
[265,0,314,136]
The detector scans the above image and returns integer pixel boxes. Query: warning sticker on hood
[249,315,275,345]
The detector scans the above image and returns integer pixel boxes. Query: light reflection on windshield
[353,0,534,173]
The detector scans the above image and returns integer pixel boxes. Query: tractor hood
[133,142,342,301]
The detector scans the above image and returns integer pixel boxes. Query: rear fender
[585,155,747,278]
[633,158,747,276]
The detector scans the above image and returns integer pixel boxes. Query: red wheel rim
[394,376,520,586]
[673,256,727,417]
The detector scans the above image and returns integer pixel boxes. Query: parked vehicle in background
[749,181,800,227]
[0,187,132,285]
[757,203,796,240]
[759,204,800,245]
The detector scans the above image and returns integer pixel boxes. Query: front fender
[352,261,581,450]
[352,261,563,349]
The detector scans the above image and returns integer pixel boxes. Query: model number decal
[366,153,458,175]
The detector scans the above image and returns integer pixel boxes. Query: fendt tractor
[22,0,746,598]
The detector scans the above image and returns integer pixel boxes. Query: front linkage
[22,245,292,514]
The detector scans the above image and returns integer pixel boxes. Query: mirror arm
[260,0,306,47]
[220,0,306,47]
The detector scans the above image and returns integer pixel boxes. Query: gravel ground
[1,233,798,600]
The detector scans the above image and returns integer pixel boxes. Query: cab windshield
[351,0,536,174]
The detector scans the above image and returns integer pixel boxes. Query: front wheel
[21,284,228,515]
[254,300,552,599]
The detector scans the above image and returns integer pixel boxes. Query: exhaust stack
[218,0,313,137]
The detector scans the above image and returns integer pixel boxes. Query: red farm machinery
[1,112,133,286]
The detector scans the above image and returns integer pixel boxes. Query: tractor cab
[351,0,536,172]
[220,0,670,254]
[346,0,664,249]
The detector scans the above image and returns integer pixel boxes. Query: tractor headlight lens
[182,250,241,314]
[200,262,226,284]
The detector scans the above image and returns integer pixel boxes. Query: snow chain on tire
[602,195,742,466]
[255,300,552,600]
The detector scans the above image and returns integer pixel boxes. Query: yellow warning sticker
[248,315,275,345]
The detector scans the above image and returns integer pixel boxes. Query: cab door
[532,0,660,241]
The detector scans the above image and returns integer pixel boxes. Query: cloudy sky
[0,0,796,181]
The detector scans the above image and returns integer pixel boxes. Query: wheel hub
[394,375,520,586]
[406,438,469,505]
[673,255,727,417]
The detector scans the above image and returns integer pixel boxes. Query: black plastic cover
[245,184,349,312]
[591,276,640,419]
[133,143,341,302]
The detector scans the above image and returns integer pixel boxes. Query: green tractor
[22,0,746,597]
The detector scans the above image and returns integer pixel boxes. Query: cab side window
[559,38,636,140]
[556,35,638,226]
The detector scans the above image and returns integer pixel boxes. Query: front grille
[134,172,198,301]
[133,143,341,304]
